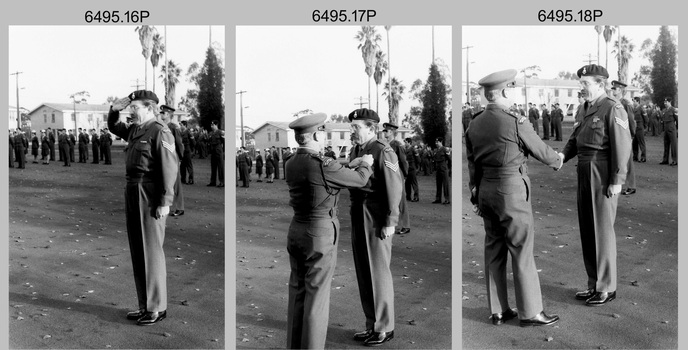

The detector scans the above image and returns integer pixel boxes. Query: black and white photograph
[235,25,452,349]
[8,25,226,348]
[461,25,678,349]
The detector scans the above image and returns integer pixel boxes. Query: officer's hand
[380,226,395,240]
[607,184,622,198]
[155,206,170,219]
[553,152,564,171]
[360,154,374,167]
[112,97,131,112]
[348,157,362,168]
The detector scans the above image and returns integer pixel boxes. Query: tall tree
[612,36,635,84]
[373,50,388,115]
[594,25,603,64]
[382,77,405,125]
[134,25,156,89]
[650,26,678,106]
[402,106,423,136]
[384,26,392,117]
[631,39,656,95]
[150,32,165,93]
[420,63,448,147]
[160,59,182,107]
[603,25,616,69]
[179,62,201,120]
[355,26,381,106]
[197,47,225,130]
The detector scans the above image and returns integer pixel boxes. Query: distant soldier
[31,130,40,163]
[282,147,294,179]
[255,150,264,182]
[324,145,337,159]
[647,103,658,136]
[101,129,113,165]
[179,120,195,184]
[237,147,251,187]
[272,145,281,180]
[462,103,473,134]
[432,137,451,204]
[265,148,275,183]
[197,129,208,159]
[528,103,540,136]
[551,103,564,141]
[47,127,56,161]
[660,97,678,166]
[9,130,14,168]
[91,129,101,164]
[541,104,551,140]
[207,120,225,187]
[632,98,649,163]
[14,128,28,169]
[383,122,410,234]
[160,105,185,216]
[404,138,420,202]
[68,129,76,163]
[40,130,50,165]
[58,129,71,167]
[610,80,637,196]
[78,128,89,163]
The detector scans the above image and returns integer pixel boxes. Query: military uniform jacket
[389,139,408,177]
[562,94,631,185]
[287,147,372,221]
[100,133,112,146]
[462,108,473,121]
[58,134,69,145]
[662,106,678,128]
[466,104,560,192]
[31,136,39,150]
[91,134,101,147]
[48,132,56,145]
[551,108,563,121]
[209,130,224,156]
[79,133,89,146]
[237,152,251,169]
[68,134,76,147]
[168,123,184,159]
[433,145,451,168]
[619,99,636,137]
[14,134,28,149]
[348,138,403,228]
[405,146,420,171]
[634,106,649,130]
[181,129,195,150]
[108,108,178,207]
[528,108,540,121]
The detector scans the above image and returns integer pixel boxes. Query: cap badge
[582,67,587,74]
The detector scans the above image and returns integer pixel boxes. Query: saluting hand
[111,97,131,112]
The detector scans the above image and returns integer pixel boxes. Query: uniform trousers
[542,117,551,139]
[398,185,410,228]
[552,119,563,141]
[15,146,26,168]
[210,153,225,184]
[632,128,646,160]
[405,168,419,200]
[625,155,636,189]
[663,125,678,163]
[479,173,543,320]
[60,144,70,166]
[576,157,618,292]
[181,150,194,182]
[92,144,100,163]
[287,218,338,349]
[435,165,450,201]
[171,166,184,211]
[49,143,55,161]
[79,144,87,162]
[125,181,167,312]
[351,198,394,332]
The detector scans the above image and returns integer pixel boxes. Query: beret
[348,108,380,122]
[382,122,399,130]
[129,90,159,104]
[478,69,518,89]
[289,113,327,133]
[577,64,609,78]
[611,80,627,88]
[160,104,175,112]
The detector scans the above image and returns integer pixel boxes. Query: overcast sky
[461,25,677,100]
[236,25,452,129]
[9,25,225,111]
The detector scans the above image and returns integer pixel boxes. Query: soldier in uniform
[179,120,195,184]
[382,123,410,234]
[47,127,56,161]
[58,129,71,167]
[563,64,632,306]
[160,105,185,216]
[551,103,564,141]
[633,100,649,163]
[68,129,76,163]
[528,103,540,136]
[101,129,113,165]
[78,128,88,163]
[466,69,562,327]
[462,103,473,134]
[265,148,275,183]
[272,145,281,180]
[14,128,28,169]
[347,108,402,346]
[91,129,100,164]
[9,130,15,168]
[610,80,637,196]
[660,97,678,166]
[432,137,451,204]
[541,104,551,140]
[108,90,177,325]
[255,150,263,182]
[31,130,39,163]
[40,130,50,165]
[324,145,337,159]
[208,120,225,187]
[404,138,420,202]
[285,113,374,349]
[237,147,251,187]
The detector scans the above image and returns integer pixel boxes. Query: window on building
[276,132,279,141]
[340,131,345,140]
[88,114,93,122]
[568,89,573,97]
[554,89,559,97]
[327,132,332,140]
[103,114,107,122]
[71,113,76,121]
[268,133,271,142]
[51,114,55,123]
[44,114,47,123]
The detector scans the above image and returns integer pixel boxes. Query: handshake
[552,152,565,171]
[348,154,374,168]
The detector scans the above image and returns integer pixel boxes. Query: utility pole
[463,46,473,106]
[236,90,247,147]
[10,71,23,129]
[354,96,369,109]
[583,53,597,65]
[131,79,143,90]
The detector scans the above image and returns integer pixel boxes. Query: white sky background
[8,25,225,111]
[462,25,678,97]
[236,26,452,129]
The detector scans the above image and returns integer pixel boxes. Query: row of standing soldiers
[9,128,112,168]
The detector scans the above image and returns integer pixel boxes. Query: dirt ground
[236,170,453,349]
[9,145,225,349]
[461,124,678,349]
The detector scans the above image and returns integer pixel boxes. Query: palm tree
[150,32,165,93]
[134,26,156,89]
[603,25,616,69]
[382,77,405,125]
[384,26,392,116]
[160,59,182,107]
[373,50,388,115]
[594,25,603,64]
[612,36,635,84]
[355,26,381,106]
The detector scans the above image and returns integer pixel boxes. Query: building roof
[251,121,291,134]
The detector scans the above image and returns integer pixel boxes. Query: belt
[577,150,609,161]
[481,164,526,178]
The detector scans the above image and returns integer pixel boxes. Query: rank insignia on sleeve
[518,116,526,124]
[321,157,332,166]
[384,160,399,172]
[615,116,629,129]
[161,140,175,153]
[384,147,394,153]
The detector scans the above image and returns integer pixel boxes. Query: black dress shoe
[137,310,166,325]
[432,200,442,204]
[207,183,216,187]
[364,331,394,346]
[399,228,411,234]
[126,308,146,320]
[491,308,518,325]
[622,188,636,195]
[353,329,373,341]
[670,162,678,166]
[586,291,616,306]
[170,210,184,217]
[660,161,669,165]
[519,311,559,327]
[575,288,596,300]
